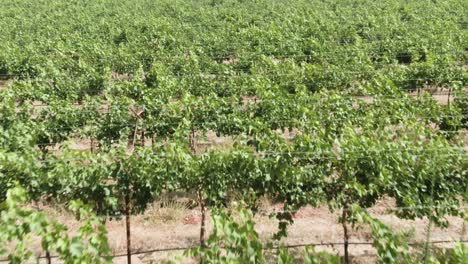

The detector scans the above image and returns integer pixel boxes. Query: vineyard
[0,0,467,263]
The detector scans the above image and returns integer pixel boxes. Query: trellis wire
[0,238,464,262]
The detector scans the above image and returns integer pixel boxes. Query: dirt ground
[27,197,467,264]
[0,80,9,90]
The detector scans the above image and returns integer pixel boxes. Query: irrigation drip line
[0,239,465,262]
[270,239,468,249]
[109,239,467,256]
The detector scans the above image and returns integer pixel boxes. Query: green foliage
[0,0,466,262]
[303,247,340,264]
[353,207,413,263]
[186,207,264,263]
[444,243,468,264]
[0,186,112,264]
[186,207,341,264]
[353,207,468,264]
[277,247,341,264]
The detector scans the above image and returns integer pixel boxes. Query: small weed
[144,196,190,225]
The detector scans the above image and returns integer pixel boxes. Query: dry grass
[141,196,191,225]
[195,131,235,154]
[0,79,10,90]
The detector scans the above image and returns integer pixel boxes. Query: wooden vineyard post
[123,106,144,264]
[198,189,206,246]
[128,106,144,153]
[40,150,52,264]
[140,129,145,147]
[45,251,52,264]
[189,129,196,154]
[190,128,207,246]
[90,138,95,153]
[422,219,433,263]
[125,191,132,264]
[342,203,350,264]
[447,88,451,105]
